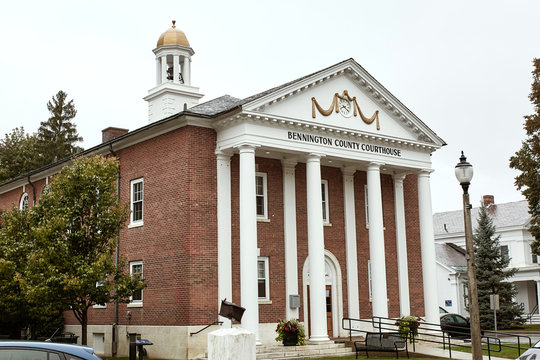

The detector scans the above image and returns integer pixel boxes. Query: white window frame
[130,178,144,227]
[257,257,270,301]
[255,172,268,219]
[19,192,29,210]
[321,180,329,224]
[129,261,143,306]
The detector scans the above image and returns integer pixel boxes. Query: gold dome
[156,20,190,47]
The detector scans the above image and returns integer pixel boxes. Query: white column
[366,162,388,318]
[173,55,180,84]
[536,281,540,314]
[282,159,299,320]
[161,55,168,83]
[183,56,191,85]
[306,154,329,342]
[155,58,161,86]
[393,173,410,316]
[417,170,439,324]
[217,151,232,327]
[239,145,259,340]
[342,167,360,320]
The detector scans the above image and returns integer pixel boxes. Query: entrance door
[326,285,333,337]
[307,285,334,338]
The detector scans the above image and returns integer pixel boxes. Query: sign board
[490,294,500,311]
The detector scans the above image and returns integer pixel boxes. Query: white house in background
[436,243,467,315]
[433,195,540,318]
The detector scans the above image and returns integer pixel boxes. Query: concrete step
[525,314,540,324]
[256,341,355,360]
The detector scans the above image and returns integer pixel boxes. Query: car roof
[0,341,95,357]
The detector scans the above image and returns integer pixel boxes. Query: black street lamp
[455,151,482,360]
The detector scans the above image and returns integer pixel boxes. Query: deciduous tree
[0,207,64,339]
[27,155,145,344]
[510,58,540,254]
[0,155,145,344]
[0,127,39,183]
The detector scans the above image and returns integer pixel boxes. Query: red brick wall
[0,177,48,212]
[0,186,25,212]
[73,125,219,327]
[403,174,425,316]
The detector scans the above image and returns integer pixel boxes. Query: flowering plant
[395,315,422,341]
[275,318,306,345]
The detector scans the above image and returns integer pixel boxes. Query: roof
[185,59,354,117]
[156,21,190,47]
[433,200,530,236]
[436,243,466,268]
[185,95,242,117]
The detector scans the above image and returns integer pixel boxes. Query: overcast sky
[1,0,538,213]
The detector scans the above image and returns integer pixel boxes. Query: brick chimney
[483,195,496,211]
[102,127,129,143]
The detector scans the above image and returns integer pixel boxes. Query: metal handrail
[528,304,539,323]
[189,321,223,336]
[342,316,532,360]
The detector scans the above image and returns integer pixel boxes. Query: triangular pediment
[241,59,445,147]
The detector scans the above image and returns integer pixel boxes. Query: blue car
[0,341,102,360]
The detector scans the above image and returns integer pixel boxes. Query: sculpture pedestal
[208,328,255,360]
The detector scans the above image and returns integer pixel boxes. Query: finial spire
[172,20,176,28]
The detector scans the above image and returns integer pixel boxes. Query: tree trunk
[81,310,87,345]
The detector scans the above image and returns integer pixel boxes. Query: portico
[212,58,445,341]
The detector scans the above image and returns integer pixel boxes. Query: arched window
[19,193,29,210]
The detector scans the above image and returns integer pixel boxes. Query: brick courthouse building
[0,23,445,358]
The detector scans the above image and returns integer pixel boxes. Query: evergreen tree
[37,90,83,164]
[0,127,39,183]
[474,205,524,329]
[510,58,540,254]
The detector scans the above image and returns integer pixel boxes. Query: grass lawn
[448,343,528,359]
[503,324,540,332]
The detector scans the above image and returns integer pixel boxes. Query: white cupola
[144,20,204,123]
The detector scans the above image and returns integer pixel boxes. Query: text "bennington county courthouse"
[287,131,402,157]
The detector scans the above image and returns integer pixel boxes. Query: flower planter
[282,331,298,346]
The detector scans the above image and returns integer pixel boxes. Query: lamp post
[455,151,482,360]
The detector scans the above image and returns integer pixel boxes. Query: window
[500,245,510,262]
[19,192,29,210]
[130,178,144,225]
[0,349,59,360]
[255,173,267,219]
[94,281,107,308]
[130,261,143,304]
[533,254,538,264]
[321,180,329,223]
[257,257,269,300]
